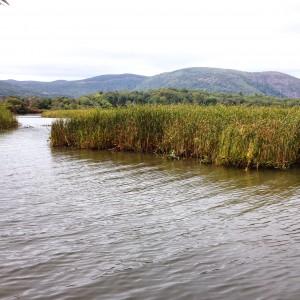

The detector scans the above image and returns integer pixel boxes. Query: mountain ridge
[1,67,299,98]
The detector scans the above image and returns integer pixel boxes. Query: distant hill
[1,68,299,98]
[135,68,300,98]
[0,81,43,97]
[4,74,146,98]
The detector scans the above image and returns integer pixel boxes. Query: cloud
[0,0,299,80]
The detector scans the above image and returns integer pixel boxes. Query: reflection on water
[0,116,300,300]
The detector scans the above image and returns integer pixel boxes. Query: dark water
[1,116,300,300]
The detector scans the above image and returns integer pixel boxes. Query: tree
[0,0,9,5]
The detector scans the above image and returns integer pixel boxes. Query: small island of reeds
[0,105,18,130]
[50,105,300,170]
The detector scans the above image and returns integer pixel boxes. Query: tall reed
[50,105,300,169]
[42,109,94,118]
[0,105,18,130]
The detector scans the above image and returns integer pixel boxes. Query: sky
[0,0,299,81]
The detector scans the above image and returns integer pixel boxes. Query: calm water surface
[0,116,300,300]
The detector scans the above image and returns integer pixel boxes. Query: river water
[0,116,300,300]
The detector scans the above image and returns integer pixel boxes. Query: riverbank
[0,105,18,130]
[50,105,300,169]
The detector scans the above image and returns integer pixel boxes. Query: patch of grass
[41,109,95,118]
[50,105,300,169]
[0,105,18,130]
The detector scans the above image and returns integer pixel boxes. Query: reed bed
[50,105,300,169]
[42,109,95,118]
[0,105,18,130]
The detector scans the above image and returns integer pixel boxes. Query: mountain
[1,68,299,98]
[5,74,146,98]
[0,81,43,97]
[135,68,300,98]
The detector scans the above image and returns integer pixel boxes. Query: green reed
[50,105,300,169]
[0,105,18,130]
[42,109,94,118]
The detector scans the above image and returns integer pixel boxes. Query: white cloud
[0,0,299,80]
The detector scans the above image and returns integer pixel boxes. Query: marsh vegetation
[50,105,300,169]
[0,105,18,130]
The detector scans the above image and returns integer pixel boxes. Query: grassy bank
[50,105,300,169]
[0,105,18,130]
[42,109,94,118]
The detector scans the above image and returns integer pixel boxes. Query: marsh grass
[0,105,18,130]
[50,105,300,169]
[42,109,94,118]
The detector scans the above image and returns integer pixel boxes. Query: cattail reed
[50,105,300,169]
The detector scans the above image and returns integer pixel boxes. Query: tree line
[1,88,300,114]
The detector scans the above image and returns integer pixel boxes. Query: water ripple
[1,116,300,299]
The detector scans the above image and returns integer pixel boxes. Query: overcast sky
[0,0,299,81]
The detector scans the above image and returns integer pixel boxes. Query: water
[0,116,300,300]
